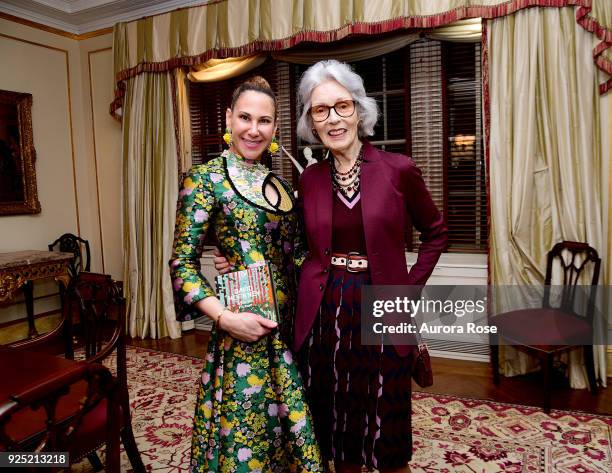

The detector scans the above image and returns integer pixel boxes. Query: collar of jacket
[360,139,382,162]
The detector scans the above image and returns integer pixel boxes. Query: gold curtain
[488,7,606,388]
[189,54,266,82]
[189,32,422,82]
[425,17,482,41]
[111,0,612,117]
[122,72,182,339]
[272,30,420,64]
[173,67,192,173]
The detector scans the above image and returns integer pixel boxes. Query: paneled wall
[0,19,121,323]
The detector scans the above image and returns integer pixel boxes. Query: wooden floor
[129,330,612,416]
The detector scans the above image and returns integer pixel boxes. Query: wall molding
[0,32,80,236]
[87,47,113,274]
[0,1,209,36]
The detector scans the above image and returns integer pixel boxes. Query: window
[189,38,487,253]
[444,42,486,253]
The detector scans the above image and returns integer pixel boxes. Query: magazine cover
[215,261,279,323]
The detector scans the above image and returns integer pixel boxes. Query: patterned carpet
[78,346,611,472]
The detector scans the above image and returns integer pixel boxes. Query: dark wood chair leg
[542,353,553,413]
[105,388,121,473]
[491,335,500,385]
[120,386,145,473]
[582,345,598,394]
[87,453,104,472]
[121,423,146,473]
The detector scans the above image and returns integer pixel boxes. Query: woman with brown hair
[170,76,323,472]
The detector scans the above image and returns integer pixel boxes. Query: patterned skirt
[298,268,414,471]
[190,327,323,473]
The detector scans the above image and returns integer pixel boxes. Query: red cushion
[6,380,90,442]
[491,308,592,347]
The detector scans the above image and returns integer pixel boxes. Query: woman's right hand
[212,247,232,274]
[218,311,278,342]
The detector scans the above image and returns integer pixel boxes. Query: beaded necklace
[330,145,364,199]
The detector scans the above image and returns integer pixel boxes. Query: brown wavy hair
[230,75,277,119]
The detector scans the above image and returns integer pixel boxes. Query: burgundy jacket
[294,141,448,356]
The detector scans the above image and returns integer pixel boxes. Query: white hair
[296,60,379,143]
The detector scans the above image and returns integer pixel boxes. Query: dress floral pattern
[170,151,322,473]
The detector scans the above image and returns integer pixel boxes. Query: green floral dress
[170,150,322,473]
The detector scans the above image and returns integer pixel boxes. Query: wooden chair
[3,272,145,472]
[18,234,89,338]
[490,241,601,412]
[48,233,91,279]
[47,233,92,337]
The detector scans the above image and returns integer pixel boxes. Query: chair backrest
[8,271,125,364]
[543,241,601,316]
[48,233,91,279]
[63,273,127,388]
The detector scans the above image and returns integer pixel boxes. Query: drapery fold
[111,0,612,117]
[188,30,421,76]
[271,31,420,64]
[188,54,266,82]
[426,17,483,41]
[488,7,606,388]
[122,72,182,339]
[172,67,193,174]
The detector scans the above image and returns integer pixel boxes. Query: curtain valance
[189,18,482,82]
[111,0,612,117]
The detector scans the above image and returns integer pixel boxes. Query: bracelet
[215,308,226,329]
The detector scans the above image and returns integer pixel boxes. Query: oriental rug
[74,346,611,472]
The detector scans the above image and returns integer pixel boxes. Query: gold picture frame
[0,90,40,215]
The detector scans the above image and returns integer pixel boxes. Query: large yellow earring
[268,135,279,153]
[223,128,232,146]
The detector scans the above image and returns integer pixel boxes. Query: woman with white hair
[293,60,447,473]
[214,60,447,472]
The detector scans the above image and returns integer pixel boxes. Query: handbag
[411,323,433,388]
[412,342,433,388]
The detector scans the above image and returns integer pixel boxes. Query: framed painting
[0,90,40,215]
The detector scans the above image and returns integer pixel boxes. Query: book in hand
[215,261,279,323]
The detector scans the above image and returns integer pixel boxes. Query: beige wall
[0,19,121,323]
[79,36,123,280]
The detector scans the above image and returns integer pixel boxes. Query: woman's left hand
[219,311,277,342]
